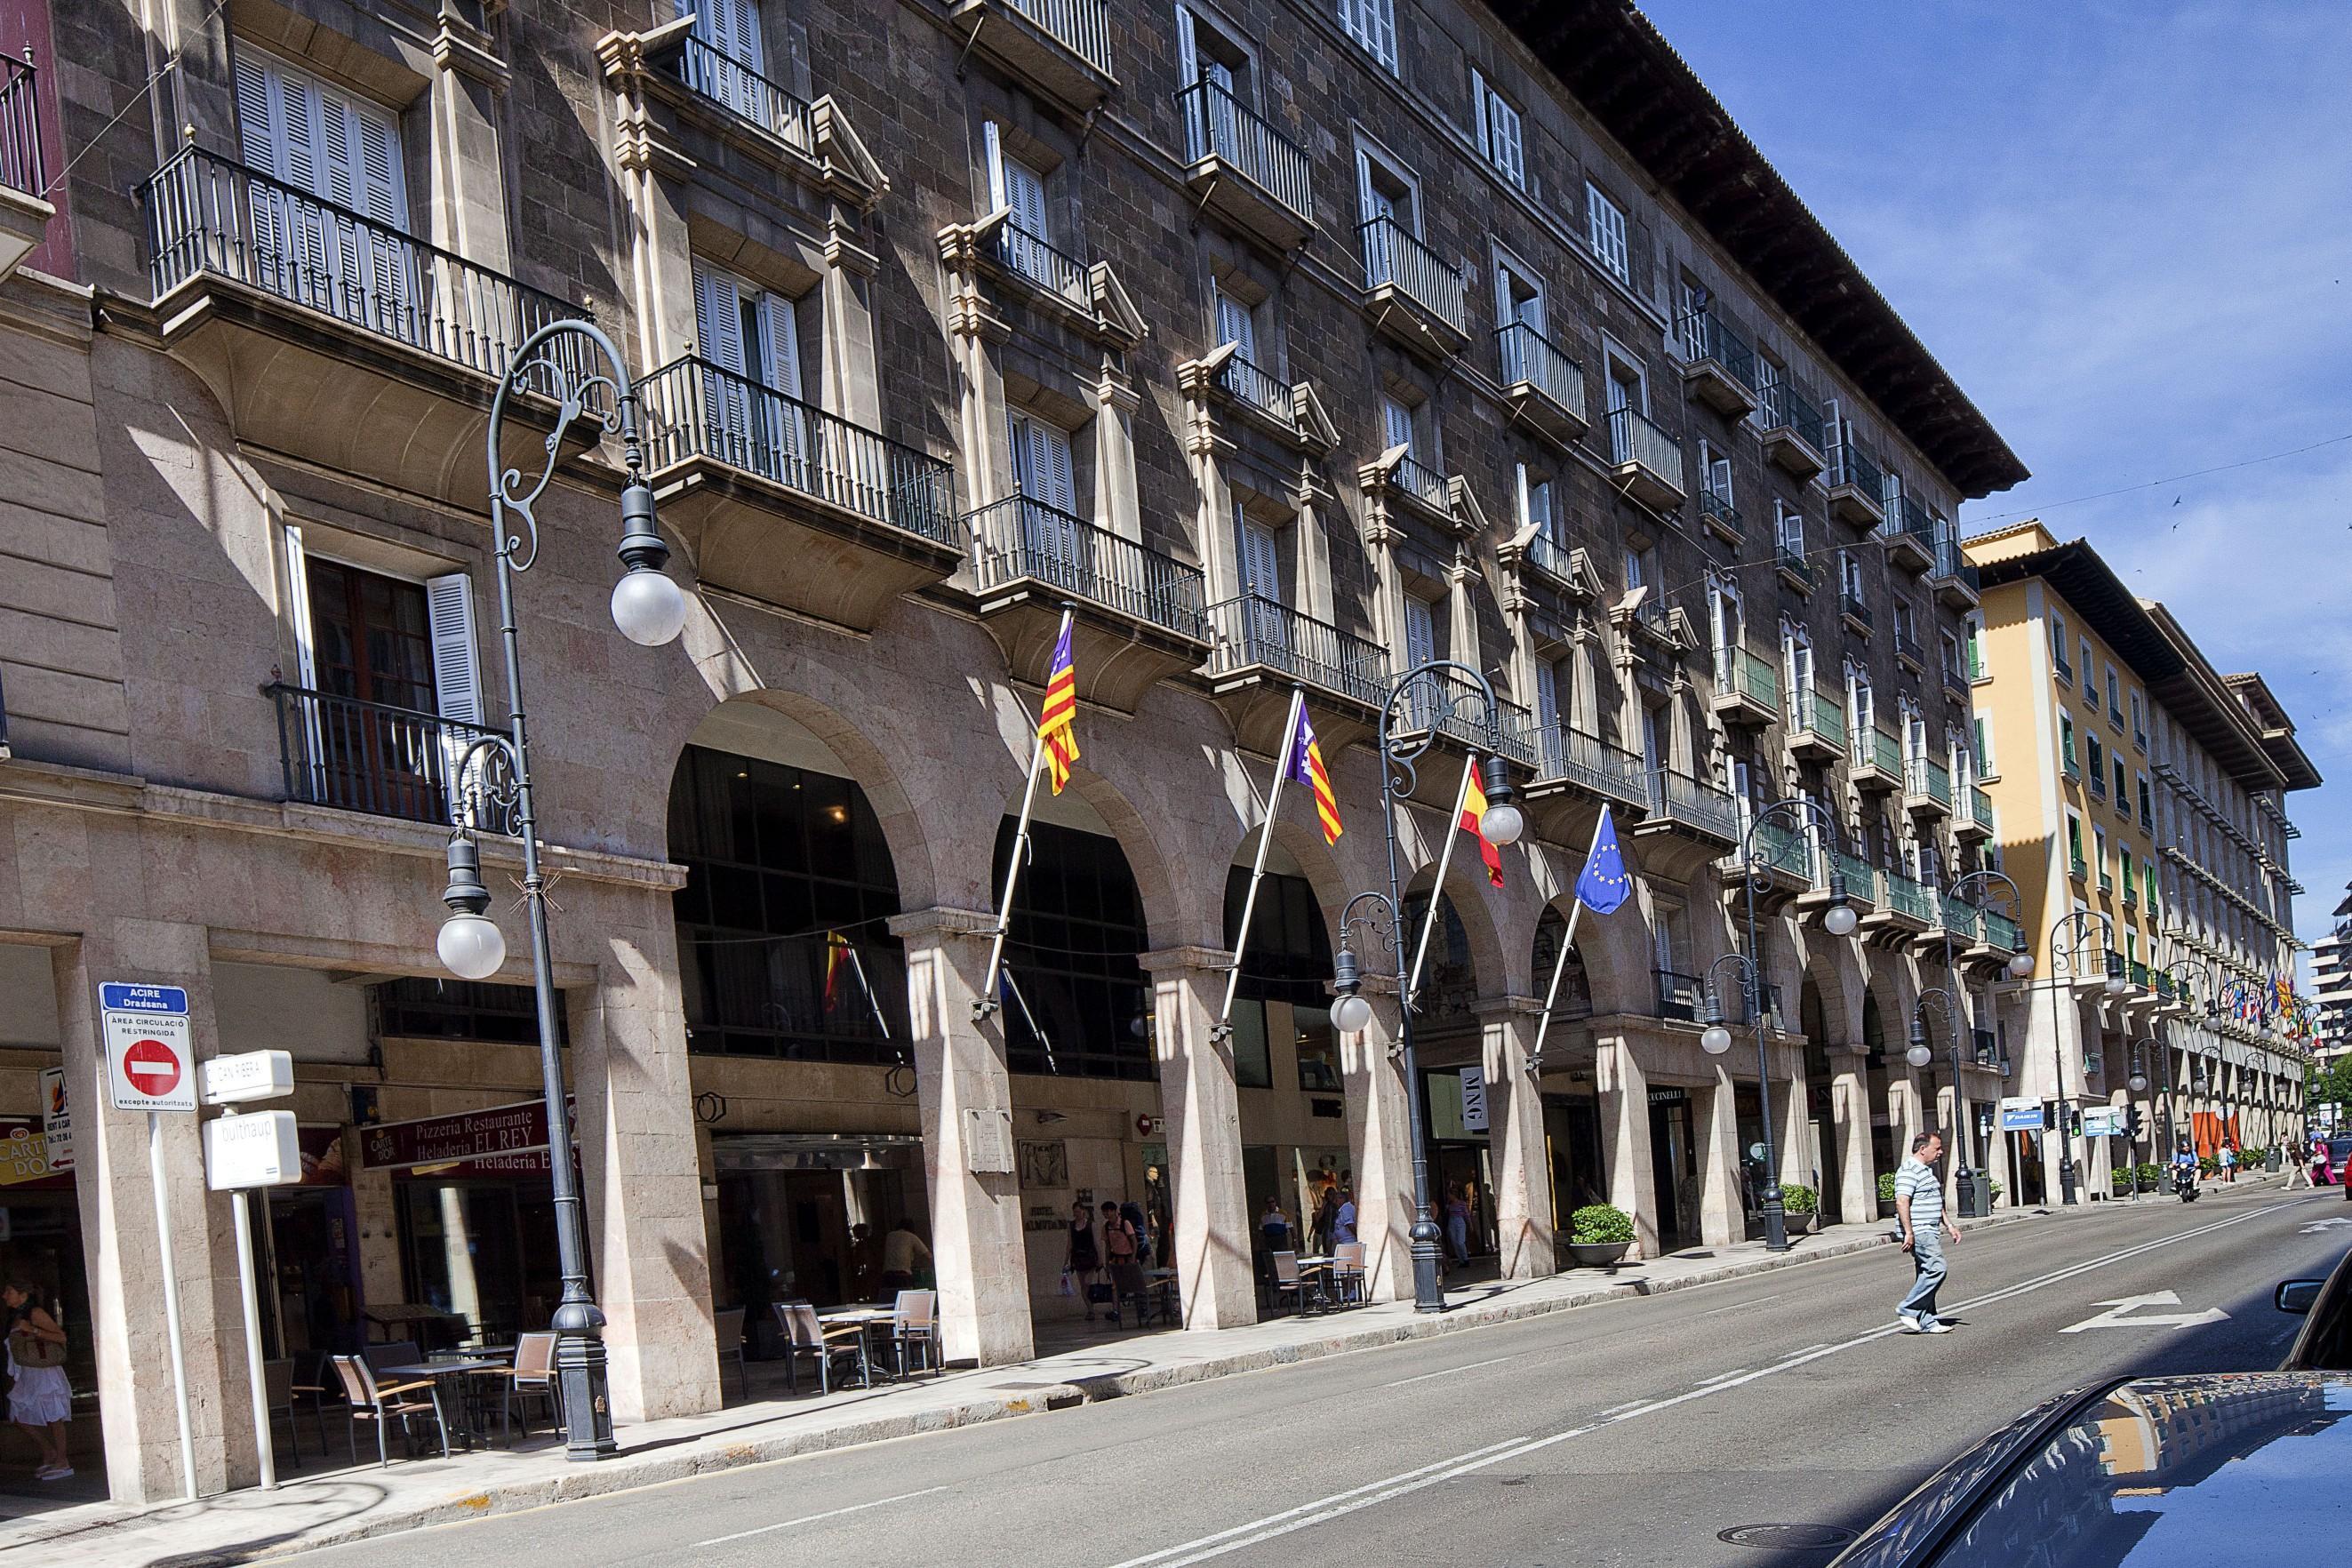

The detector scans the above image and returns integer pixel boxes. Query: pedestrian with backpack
[1101,1200,1145,1319]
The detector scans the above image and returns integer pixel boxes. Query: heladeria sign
[360,1097,576,1172]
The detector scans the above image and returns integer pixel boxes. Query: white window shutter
[1038,421,1076,515]
[983,120,1008,212]
[762,291,802,400]
[426,572,484,725]
[281,524,326,797]
[1213,284,1254,356]
[1470,68,1490,156]
[1382,396,1413,454]
[1175,7,1198,85]
[1534,659,1558,727]
[236,56,278,172]
[692,262,747,374]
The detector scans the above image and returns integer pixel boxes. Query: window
[1974,715,1995,774]
[1516,463,1560,547]
[1337,0,1398,71]
[1402,590,1437,669]
[2130,691,2147,745]
[1470,69,1524,188]
[1838,548,1866,602]
[1892,597,1916,650]
[1708,574,1745,659]
[1624,544,1651,591]
[1237,507,1284,603]
[1846,661,1874,732]
[2080,638,2095,700]
[992,819,1151,1079]
[1940,630,1964,683]
[1964,614,1987,679]
[1585,182,1629,284]
[2060,711,2077,769]
[374,978,564,1046]
[692,260,807,478]
[2086,732,2105,787]
[1780,621,1815,702]
[1006,408,1079,515]
[679,0,773,122]
[1380,394,1420,460]
[236,50,406,228]
[2067,813,2085,869]
[2138,772,2153,824]
[1776,502,1804,558]
[1211,276,1258,358]
[2093,826,2108,877]
[2119,850,2134,903]
[2114,756,2129,806]
[1698,438,1732,506]
[984,124,1070,297]
[2106,665,2122,718]
[2050,613,2069,673]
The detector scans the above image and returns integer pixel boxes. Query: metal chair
[774,1302,871,1395]
[262,1357,303,1461]
[1270,1252,1324,1316]
[331,1354,450,1467]
[714,1306,748,1400]
[889,1291,940,1378]
[1330,1242,1367,1306]
[501,1331,560,1442]
[364,1340,420,1374]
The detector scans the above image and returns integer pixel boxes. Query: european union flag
[1572,806,1632,916]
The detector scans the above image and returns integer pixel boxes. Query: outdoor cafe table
[373,1356,514,1450]
[816,1305,898,1379]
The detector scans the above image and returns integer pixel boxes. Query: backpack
[1120,1202,1150,1265]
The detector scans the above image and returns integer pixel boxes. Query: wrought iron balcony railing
[1907,755,1953,805]
[267,683,516,833]
[1676,307,1757,388]
[1655,968,1702,1023]
[1853,724,1902,776]
[995,220,1091,308]
[1970,785,1995,829]
[1699,482,1740,538]
[1981,909,2023,954]
[1715,645,1779,710]
[1205,594,1387,707]
[1894,627,1924,668]
[968,492,1207,640]
[143,145,591,386]
[1608,404,1682,476]
[640,356,957,542]
[1840,588,1872,629]
[1496,320,1586,419]
[1940,898,1979,943]
[1827,441,1880,498]
[1396,665,1535,765]
[1177,77,1312,221]
[1753,817,1813,880]
[1932,535,1980,589]
[1386,452,1450,514]
[1792,684,1845,750]
[1530,722,1649,807]
[1213,349,1295,430]
[1357,214,1467,335]
[1776,539,1819,589]
[676,35,815,150]
[1004,0,1113,76]
[1761,378,1824,450]
[1,52,41,198]
[1879,492,1936,550]
[1524,529,1577,585]
[1884,870,1936,924]
[1649,769,1742,842]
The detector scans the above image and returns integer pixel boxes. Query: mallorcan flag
[1288,704,1343,844]
[1039,615,1079,794]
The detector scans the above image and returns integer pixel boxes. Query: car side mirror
[2276,1279,2324,1316]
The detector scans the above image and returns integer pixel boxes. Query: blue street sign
[99,983,189,1015]
[2000,1103,2043,1132]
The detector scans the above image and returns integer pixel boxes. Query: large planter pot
[1782,1212,1820,1236]
[1566,1241,1632,1270]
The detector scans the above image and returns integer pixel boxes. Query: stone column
[1139,948,1256,1331]
[568,902,719,1425]
[1595,1030,1656,1258]
[820,220,884,429]
[53,928,252,1502]
[1474,998,1555,1280]
[1779,1063,1812,1197]
[1698,1067,1741,1248]
[1341,980,1416,1303]
[891,908,1034,1366]
[1829,1047,1876,1225]
[1092,361,1143,543]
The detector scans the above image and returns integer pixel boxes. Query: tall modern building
[1965,524,2317,1196]
[2314,892,2352,1103]
[0,0,2034,1502]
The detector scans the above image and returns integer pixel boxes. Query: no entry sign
[100,984,196,1113]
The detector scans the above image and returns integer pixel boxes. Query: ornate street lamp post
[1329,661,1522,1312]
[433,321,688,1460]
[1696,797,1857,1254]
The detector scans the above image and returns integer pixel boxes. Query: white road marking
[1776,1342,1833,1359]
[2058,1291,2229,1333]
[1692,1367,1752,1386]
[1595,1400,1646,1417]
[2299,1217,2352,1234]
[696,1485,948,1548]
[1103,1204,2288,1568]
[1384,1356,1510,1388]
[1700,1293,1781,1316]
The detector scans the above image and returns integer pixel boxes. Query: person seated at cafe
[1258,1197,1292,1262]
[880,1220,932,1292]
[1333,1186,1357,1246]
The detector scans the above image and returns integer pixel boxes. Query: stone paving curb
[4,1200,2073,1564]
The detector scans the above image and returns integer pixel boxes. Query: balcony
[1525,723,1650,816]
[950,0,1115,116]
[1956,783,1995,842]
[1378,451,1453,526]
[1655,969,1702,1024]
[140,144,594,508]
[1177,78,1312,252]
[674,34,815,151]
[1211,348,1299,435]
[1980,909,2024,958]
[1204,593,1387,754]
[1788,685,1846,764]
[1904,755,1953,818]
[2088,767,2108,801]
[2098,869,2115,895]
[1759,380,1826,482]
[1895,627,1925,674]
[1825,443,1884,529]
[0,54,52,282]
[2052,652,2075,687]
[1852,724,1903,791]
[2122,882,2139,909]
[1776,539,1819,596]
[967,493,1210,712]
[2069,852,2090,883]
[1840,588,1873,638]
[1675,308,1759,417]
[1606,407,1686,509]
[1873,869,1938,935]
[2062,751,2082,784]
[1357,214,1468,359]
[1738,817,1816,908]
[994,220,1092,311]
[1930,535,1981,609]
[1879,495,1936,573]
[1393,666,1537,769]
[640,356,959,630]
[1496,322,1588,444]
[1637,769,1741,859]
[1697,482,1741,545]
[1937,897,1979,948]
[266,684,516,834]
[1711,645,1780,729]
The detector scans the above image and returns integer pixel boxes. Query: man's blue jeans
[1900,1231,1947,1323]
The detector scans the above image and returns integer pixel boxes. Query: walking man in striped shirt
[1895,1130,1961,1334]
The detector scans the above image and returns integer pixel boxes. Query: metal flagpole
[1405,752,1479,1004]
[1528,809,1612,1073]
[977,608,1071,1017]
[1216,687,1305,1038]
[844,944,890,1041]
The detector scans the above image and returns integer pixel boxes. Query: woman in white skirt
[3,1282,72,1481]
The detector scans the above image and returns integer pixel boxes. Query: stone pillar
[1779,1065,1811,1196]
[1292,470,1337,625]
[1475,999,1555,1280]
[1698,1068,1741,1248]
[891,908,1033,1366]
[53,929,252,1503]
[1830,1047,1876,1224]
[1093,361,1143,543]
[1139,948,1256,1331]
[820,220,884,429]
[568,903,719,1424]
[1341,981,1416,1303]
[1596,1031,1656,1258]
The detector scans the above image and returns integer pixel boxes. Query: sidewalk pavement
[0,1204,2060,1566]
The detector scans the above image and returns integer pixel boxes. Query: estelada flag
[1460,756,1505,889]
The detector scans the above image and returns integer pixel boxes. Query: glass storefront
[711,1133,929,1351]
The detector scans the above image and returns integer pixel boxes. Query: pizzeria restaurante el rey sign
[362,1097,577,1174]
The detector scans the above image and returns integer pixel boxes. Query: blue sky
[1639,1,2352,965]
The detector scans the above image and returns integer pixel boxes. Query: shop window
[1230,997,1274,1088]
[1532,907,1593,1020]
[373,977,564,1045]
[994,818,1151,1080]
[1294,1004,1340,1092]
[668,744,908,1062]
[1223,868,1334,1002]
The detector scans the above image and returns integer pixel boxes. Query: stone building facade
[0,0,2039,1504]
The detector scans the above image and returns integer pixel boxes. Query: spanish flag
[823,930,849,1010]
[1287,705,1343,844]
[1460,756,1505,889]
[1039,612,1080,794]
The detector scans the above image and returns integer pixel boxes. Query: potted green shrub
[1779,1183,1820,1235]
[1565,1203,1636,1269]
[1986,1178,2004,1207]
[1876,1170,1899,1220]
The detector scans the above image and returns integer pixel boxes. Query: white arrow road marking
[2299,1218,2352,1234]
[2058,1290,2230,1333]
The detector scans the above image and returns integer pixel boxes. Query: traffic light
[2125,1105,2144,1140]
[2043,1101,2059,1131]
[2068,1108,2084,1138]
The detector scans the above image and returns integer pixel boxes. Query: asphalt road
[296,1183,2350,1568]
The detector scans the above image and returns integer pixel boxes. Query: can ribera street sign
[100,983,195,1113]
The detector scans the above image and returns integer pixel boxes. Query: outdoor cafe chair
[774,1302,872,1395]
[714,1306,749,1401]
[1330,1243,1367,1306]
[1270,1251,1324,1316]
[331,1354,451,1468]
[889,1291,940,1378]
[502,1332,560,1442]
[364,1340,421,1375]
[262,1357,305,1461]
